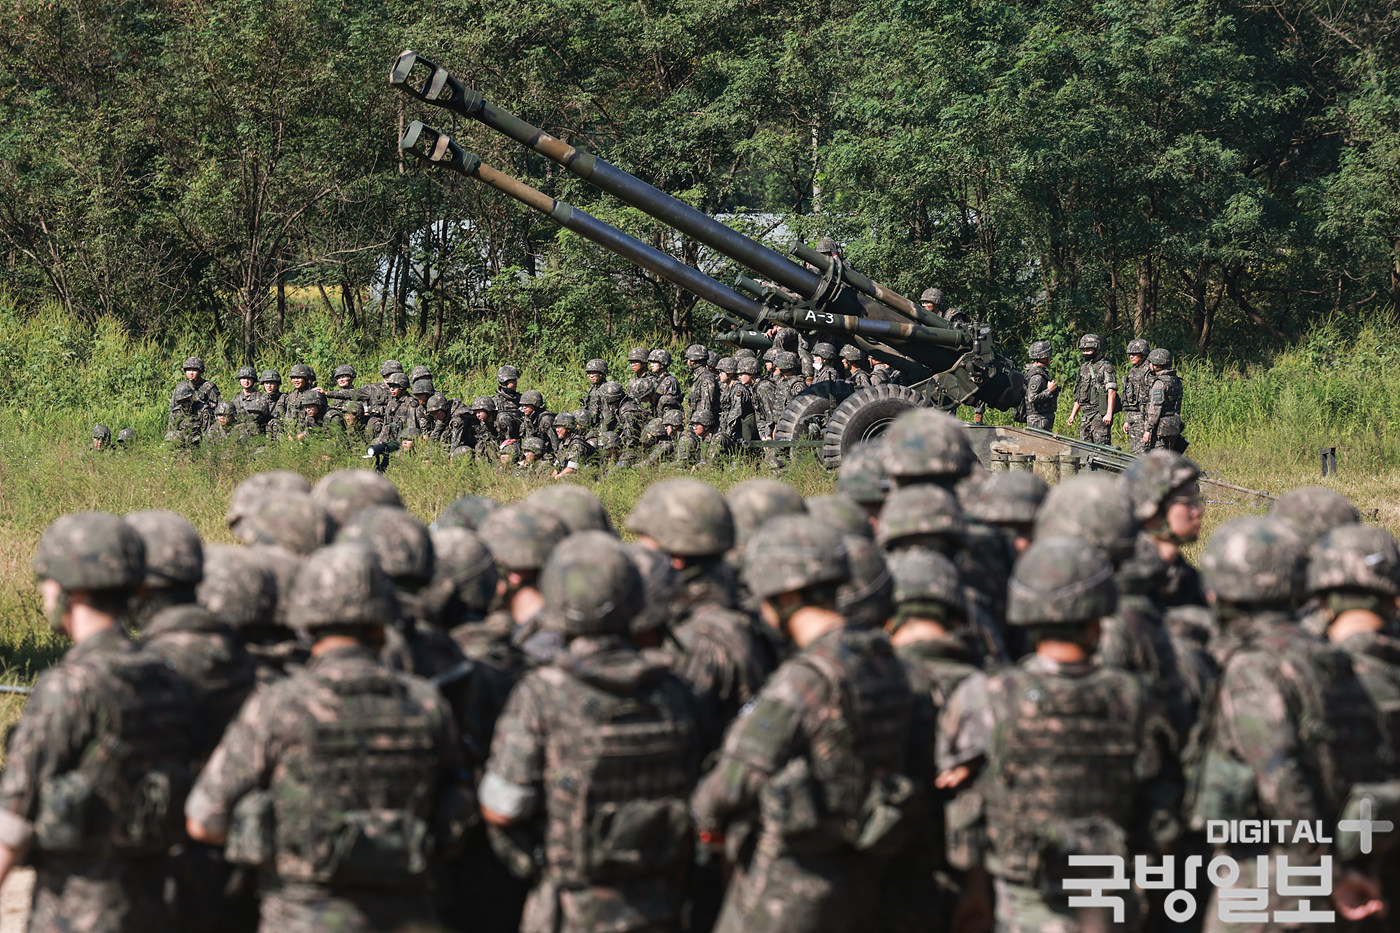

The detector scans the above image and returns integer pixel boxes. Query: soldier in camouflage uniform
[479,504,572,666]
[309,467,401,526]
[513,436,549,472]
[838,345,872,388]
[641,417,675,466]
[480,532,703,933]
[1066,334,1117,445]
[167,381,208,447]
[517,389,554,446]
[231,366,260,417]
[550,412,596,477]
[196,544,282,684]
[937,535,1181,933]
[1190,517,1388,930]
[960,470,1046,559]
[229,491,335,557]
[1120,338,1152,452]
[1271,485,1361,544]
[370,372,421,445]
[626,346,650,378]
[495,364,523,422]
[0,512,196,933]
[434,494,500,533]
[692,514,918,933]
[273,363,322,425]
[1123,450,1208,609]
[720,358,759,445]
[465,396,507,462]
[647,349,683,415]
[581,358,609,426]
[837,441,890,534]
[319,363,358,418]
[256,369,282,433]
[116,427,137,449]
[1022,340,1060,431]
[772,350,808,416]
[685,344,721,423]
[618,378,654,449]
[672,409,720,465]
[1141,348,1186,452]
[594,381,625,436]
[527,485,614,536]
[186,543,474,933]
[170,356,221,430]
[809,342,842,385]
[89,423,113,451]
[726,477,807,580]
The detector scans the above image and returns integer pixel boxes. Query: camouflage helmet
[690,409,715,427]
[643,418,666,440]
[433,494,500,531]
[880,408,974,481]
[197,544,275,629]
[585,358,609,375]
[333,363,356,380]
[541,532,644,638]
[1201,517,1306,606]
[341,400,364,419]
[627,347,651,364]
[626,377,655,400]
[736,357,760,376]
[335,506,434,587]
[300,393,324,412]
[214,401,235,417]
[125,510,204,588]
[648,348,672,367]
[838,441,890,505]
[1308,524,1400,598]
[959,471,1048,526]
[385,372,409,388]
[684,344,708,363]
[478,504,570,573]
[553,411,576,430]
[428,528,498,616]
[33,511,145,592]
[182,356,205,372]
[1078,334,1101,351]
[626,543,680,635]
[259,369,281,384]
[836,535,894,628]
[472,396,496,412]
[1118,533,1169,597]
[1028,340,1052,360]
[310,469,403,527]
[237,366,257,381]
[919,287,943,305]
[1122,450,1201,522]
[660,409,684,429]
[1034,474,1139,566]
[520,389,545,408]
[805,494,872,540]
[817,236,839,256]
[627,478,734,557]
[527,484,615,535]
[762,348,778,363]
[117,428,136,444]
[726,479,806,552]
[1007,535,1117,626]
[411,378,435,396]
[717,357,737,375]
[839,345,865,364]
[887,548,963,611]
[426,393,450,413]
[232,493,336,557]
[1127,338,1150,356]
[743,515,850,601]
[600,381,625,404]
[172,382,197,404]
[288,543,398,630]
[92,424,111,440]
[521,436,547,455]
[1270,486,1360,544]
[409,364,432,383]
[497,364,521,383]
[289,363,314,381]
[734,348,757,360]
[775,351,799,371]
[380,359,404,377]
[812,342,837,360]
[707,350,719,369]
[243,545,300,628]
[1148,348,1172,366]
[877,485,964,549]
[227,471,312,527]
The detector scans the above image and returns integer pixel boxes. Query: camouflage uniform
[1022,341,1059,431]
[839,346,873,389]
[1142,349,1186,452]
[167,382,208,446]
[480,534,702,933]
[685,346,721,425]
[170,356,221,429]
[722,361,760,445]
[1121,339,1153,453]
[649,350,683,415]
[273,364,321,425]
[1071,335,1116,445]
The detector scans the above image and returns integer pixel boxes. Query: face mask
[813,361,824,372]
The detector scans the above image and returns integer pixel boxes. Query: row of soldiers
[25,409,1397,933]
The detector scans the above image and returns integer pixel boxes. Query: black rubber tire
[772,381,856,443]
[820,384,931,468]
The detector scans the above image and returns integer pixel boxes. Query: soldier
[89,423,113,451]
[410,377,435,413]
[839,345,872,388]
[549,412,595,477]
[470,396,510,462]
[348,360,403,439]
[479,533,703,933]
[627,346,650,378]
[960,470,1046,558]
[196,544,281,686]
[168,381,208,446]
[1120,338,1152,452]
[495,364,523,420]
[0,512,196,933]
[685,344,721,424]
[434,494,501,533]
[1271,485,1361,543]
[582,358,609,425]
[816,236,841,261]
[1066,333,1117,445]
[527,484,614,536]
[511,436,546,472]
[691,514,917,933]
[478,504,571,666]
[308,468,399,530]
[1191,517,1388,928]
[116,427,137,449]
[232,366,260,417]
[1141,348,1186,452]
[291,393,328,441]
[1022,340,1060,430]
[274,362,322,424]
[258,369,282,428]
[421,392,457,451]
[1123,450,1207,608]
[772,350,807,416]
[320,363,358,415]
[595,380,625,435]
[204,401,236,443]
[186,544,474,933]
[618,377,654,448]
[837,441,890,534]
[810,342,842,384]
[920,287,944,318]
[518,389,553,446]
[229,492,335,558]
[641,417,675,466]
[726,477,808,576]
[372,372,419,445]
[936,535,1180,933]
[674,409,718,464]
[807,494,873,543]
[718,358,756,445]
[870,357,897,385]
[170,356,221,429]
[648,349,683,414]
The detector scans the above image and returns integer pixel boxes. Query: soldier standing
[1022,340,1060,431]
[647,349,683,415]
[0,512,196,933]
[478,505,572,666]
[839,345,872,388]
[186,544,474,933]
[582,359,609,425]
[685,344,720,423]
[1123,450,1207,608]
[1141,348,1186,451]
[1121,338,1152,452]
[479,533,703,933]
[691,515,917,933]
[495,364,523,418]
[810,342,842,385]
[1066,333,1117,445]
[718,358,758,445]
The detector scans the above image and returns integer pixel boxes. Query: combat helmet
[259,369,281,385]
[1034,474,1139,566]
[648,349,672,367]
[626,377,655,400]
[521,436,547,455]
[1078,334,1102,351]
[812,342,837,360]
[92,424,111,440]
[690,409,715,427]
[725,479,806,552]
[478,504,570,573]
[336,506,434,587]
[427,528,498,617]
[838,441,890,505]
[1127,339,1150,356]
[540,532,644,638]
[125,510,204,589]
[919,288,943,305]
[227,471,312,528]
[520,389,546,409]
[1122,450,1201,524]
[553,411,576,430]
[717,357,737,375]
[197,544,276,629]
[433,494,500,531]
[232,493,335,557]
[528,485,615,535]
[836,535,894,628]
[409,364,433,383]
[1147,348,1172,367]
[214,401,235,417]
[626,544,680,637]
[774,351,799,372]
[879,408,975,483]
[628,347,651,364]
[660,409,684,429]
[1307,524,1400,599]
[497,364,521,384]
[288,543,398,630]
[333,364,357,380]
[116,428,136,445]
[1200,517,1305,607]
[805,494,872,540]
[237,366,257,382]
[183,356,205,373]
[601,381,625,404]
[839,345,865,364]
[289,363,315,381]
[472,396,496,413]
[426,393,450,414]
[1028,340,1052,360]
[736,357,760,377]
[887,548,964,624]
[412,378,435,396]
[585,358,609,375]
[877,485,964,550]
[1270,487,1360,544]
[172,382,197,405]
[959,471,1047,527]
[1007,536,1117,626]
[817,237,839,256]
[684,344,708,364]
[627,478,734,557]
[311,469,403,527]
[742,514,850,602]
[380,360,404,377]
[33,511,145,592]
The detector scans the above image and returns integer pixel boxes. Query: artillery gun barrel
[391,51,824,299]
[776,306,972,352]
[790,243,945,329]
[399,122,766,325]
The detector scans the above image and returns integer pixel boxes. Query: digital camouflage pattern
[526,485,614,535]
[335,506,434,586]
[1006,535,1117,625]
[626,478,734,557]
[229,493,335,557]
[434,494,501,532]
[1071,351,1116,446]
[197,544,277,630]
[478,504,570,573]
[805,494,872,540]
[310,468,403,527]
[32,511,146,591]
[226,472,312,527]
[836,441,889,506]
[1033,473,1139,565]
[537,532,642,638]
[878,408,974,482]
[725,479,807,554]
[1142,364,1184,450]
[958,471,1047,527]
[1269,485,1361,545]
[1200,516,1305,605]
[876,484,964,551]
[1121,357,1153,454]
[1021,358,1059,430]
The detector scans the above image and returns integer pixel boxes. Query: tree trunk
[276,266,286,334]
[1104,259,1119,332]
[242,287,257,364]
[1134,255,1153,335]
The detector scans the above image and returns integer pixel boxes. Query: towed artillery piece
[389,51,1025,466]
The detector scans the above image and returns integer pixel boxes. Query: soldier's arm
[1132,686,1184,853]
[185,687,279,844]
[934,671,992,784]
[1217,654,1320,825]
[1142,383,1164,434]
[479,676,548,827]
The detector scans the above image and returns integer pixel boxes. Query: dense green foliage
[1,0,1396,363]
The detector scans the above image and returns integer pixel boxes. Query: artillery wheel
[773,382,856,444]
[820,385,931,468]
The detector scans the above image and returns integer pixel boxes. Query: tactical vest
[35,649,194,856]
[1149,372,1183,436]
[146,605,257,762]
[1122,363,1151,413]
[274,667,440,888]
[983,664,1144,884]
[540,670,698,885]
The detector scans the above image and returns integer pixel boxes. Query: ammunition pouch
[321,809,430,888]
[35,771,97,853]
[36,765,185,856]
[1158,414,1183,438]
[225,791,275,868]
[582,798,691,883]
